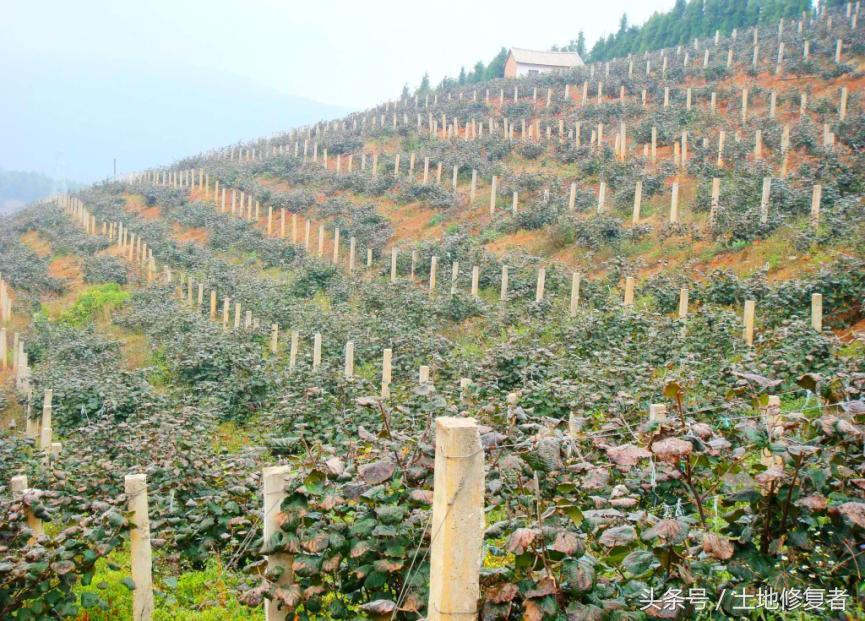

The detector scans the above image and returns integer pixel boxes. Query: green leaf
[80,592,103,609]
[621,549,658,576]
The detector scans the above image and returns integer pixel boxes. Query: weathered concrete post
[289,330,299,370]
[811,184,822,228]
[717,131,725,167]
[569,272,581,317]
[648,404,667,423]
[811,293,823,332]
[270,324,279,354]
[344,341,354,378]
[427,417,484,621]
[10,475,43,542]
[313,333,322,370]
[489,176,497,215]
[471,266,480,298]
[623,277,635,306]
[125,474,154,621]
[597,182,606,213]
[381,348,392,398]
[500,265,509,302]
[429,256,438,295]
[262,466,293,621]
[710,177,721,225]
[535,268,545,303]
[670,182,679,223]
[632,180,642,225]
[678,288,689,319]
[760,177,772,223]
[743,300,756,347]
[40,389,52,450]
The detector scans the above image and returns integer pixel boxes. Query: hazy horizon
[1,0,673,184]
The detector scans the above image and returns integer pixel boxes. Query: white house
[503,48,583,79]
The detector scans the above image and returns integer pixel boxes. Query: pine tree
[485,48,508,79]
[416,73,431,96]
[576,31,586,58]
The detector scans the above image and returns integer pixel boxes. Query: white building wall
[515,62,562,77]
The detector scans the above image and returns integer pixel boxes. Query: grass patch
[59,284,129,327]
[74,551,256,621]
[213,420,254,453]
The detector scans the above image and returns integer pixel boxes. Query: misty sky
[3,0,673,110]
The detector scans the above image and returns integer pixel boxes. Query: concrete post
[10,475,43,542]
[262,466,293,621]
[535,268,545,303]
[471,266,479,298]
[597,182,606,213]
[632,180,642,225]
[313,333,322,370]
[623,277,635,306]
[811,293,823,332]
[670,182,679,223]
[381,348,392,398]
[569,272,581,317]
[743,300,756,347]
[648,404,667,422]
[125,474,154,621]
[419,365,430,385]
[489,176,497,215]
[40,389,52,450]
[344,341,354,378]
[427,417,484,621]
[391,248,398,283]
[289,330,299,370]
[500,266,509,302]
[678,288,689,319]
[811,184,822,228]
[760,177,772,223]
[429,256,438,295]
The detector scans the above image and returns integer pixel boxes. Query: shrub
[83,255,128,285]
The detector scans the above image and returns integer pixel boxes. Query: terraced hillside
[2,5,865,620]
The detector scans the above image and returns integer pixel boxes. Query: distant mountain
[0,57,351,183]
[0,168,80,215]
